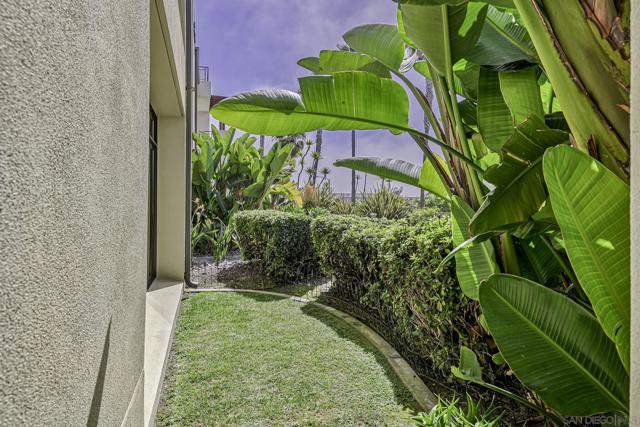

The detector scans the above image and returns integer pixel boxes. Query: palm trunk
[311,129,322,186]
[351,130,356,203]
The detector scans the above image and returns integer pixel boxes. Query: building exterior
[0,1,196,425]
[196,61,213,133]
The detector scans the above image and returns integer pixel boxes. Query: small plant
[410,395,501,427]
[355,184,410,219]
[301,183,338,211]
[329,198,353,215]
[191,202,236,262]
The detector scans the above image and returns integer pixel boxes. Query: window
[148,107,158,287]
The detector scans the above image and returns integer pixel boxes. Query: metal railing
[197,66,209,83]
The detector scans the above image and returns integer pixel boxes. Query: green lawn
[156,292,418,427]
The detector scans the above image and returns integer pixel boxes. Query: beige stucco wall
[157,117,186,281]
[631,1,639,421]
[0,1,149,426]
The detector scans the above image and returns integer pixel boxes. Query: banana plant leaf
[399,2,487,76]
[451,346,482,381]
[395,0,513,7]
[334,156,450,200]
[414,59,478,100]
[342,24,406,71]
[519,235,563,285]
[211,71,409,136]
[544,145,630,372]
[539,79,561,114]
[297,57,322,74]
[470,116,568,236]
[419,156,451,200]
[499,66,544,125]
[450,196,499,299]
[480,274,629,415]
[334,157,420,187]
[477,68,512,152]
[466,6,537,66]
[318,50,391,78]
[458,99,477,127]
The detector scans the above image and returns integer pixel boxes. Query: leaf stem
[441,4,485,208]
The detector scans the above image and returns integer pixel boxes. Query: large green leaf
[318,50,391,78]
[342,24,406,71]
[451,346,482,381]
[544,145,630,372]
[477,68,512,152]
[297,57,321,74]
[466,6,537,66]
[211,71,409,136]
[334,157,420,188]
[480,274,629,415]
[418,156,451,200]
[334,156,450,200]
[451,196,499,299]
[519,235,563,285]
[499,66,544,125]
[395,0,513,6]
[471,116,568,236]
[400,2,487,76]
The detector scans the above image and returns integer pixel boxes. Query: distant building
[196,58,213,133]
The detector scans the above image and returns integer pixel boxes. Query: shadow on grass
[300,303,419,411]
[232,291,420,412]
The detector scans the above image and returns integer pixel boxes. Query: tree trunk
[311,129,322,186]
[351,130,356,203]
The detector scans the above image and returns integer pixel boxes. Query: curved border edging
[185,288,437,411]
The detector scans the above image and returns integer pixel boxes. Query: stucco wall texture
[0,2,149,426]
[631,0,639,420]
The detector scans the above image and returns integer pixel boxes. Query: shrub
[301,183,337,211]
[235,210,319,282]
[410,395,500,427]
[328,198,354,215]
[311,213,486,379]
[354,185,411,219]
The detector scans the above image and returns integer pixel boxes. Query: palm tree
[318,167,331,187]
[311,129,323,186]
[351,130,357,203]
[274,133,306,157]
[295,139,314,186]
[305,166,316,185]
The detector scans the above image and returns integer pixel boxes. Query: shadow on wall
[86,319,111,427]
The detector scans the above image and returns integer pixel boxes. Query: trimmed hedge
[235,209,489,381]
[311,214,486,379]
[235,210,320,282]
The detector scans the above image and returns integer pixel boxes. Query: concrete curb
[185,288,437,411]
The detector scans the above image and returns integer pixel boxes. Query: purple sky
[195,0,435,196]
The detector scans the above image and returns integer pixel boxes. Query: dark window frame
[147,107,158,287]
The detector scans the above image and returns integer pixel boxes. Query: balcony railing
[197,66,209,83]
